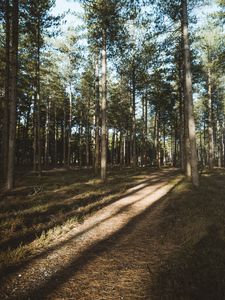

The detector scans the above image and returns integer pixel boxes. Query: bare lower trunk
[63,100,67,168]
[3,0,10,183]
[54,104,57,166]
[94,56,100,174]
[111,129,115,166]
[156,113,161,168]
[207,66,214,170]
[86,127,90,167]
[44,98,50,168]
[101,29,107,182]
[181,0,199,187]
[119,132,123,169]
[131,66,137,168]
[178,62,185,171]
[6,0,18,190]
[144,93,148,166]
[37,17,42,177]
[68,85,72,168]
[79,124,82,168]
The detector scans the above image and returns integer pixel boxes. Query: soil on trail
[0,169,182,300]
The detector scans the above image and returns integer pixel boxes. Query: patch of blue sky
[50,0,85,37]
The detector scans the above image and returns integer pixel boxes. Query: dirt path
[0,169,183,300]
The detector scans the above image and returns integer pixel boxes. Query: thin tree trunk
[37,16,42,177]
[79,123,82,168]
[86,127,90,167]
[3,0,10,183]
[63,99,67,167]
[144,92,148,166]
[207,65,214,170]
[33,94,37,171]
[54,104,57,166]
[6,0,18,190]
[153,110,158,164]
[44,97,50,168]
[68,84,72,168]
[178,60,185,171]
[163,124,166,166]
[119,131,123,169]
[111,129,115,166]
[181,0,199,187]
[101,29,107,182]
[183,49,191,178]
[156,111,161,168]
[94,55,100,174]
[174,126,177,167]
[131,65,137,168]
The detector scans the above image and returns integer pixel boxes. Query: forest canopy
[0,0,224,189]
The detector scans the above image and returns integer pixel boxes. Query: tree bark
[101,29,107,182]
[44,97,50,168]
[6,0,19,190]
[207,65,214,170]
[178,58,185,171]
[131,64,137,168]
[54,103,57,166]
[181,0,199,187]
[37,16,42,176]
[94,55,100,174]
[3,0,10,183]
[68,84,72,168]
[63,99,67,167]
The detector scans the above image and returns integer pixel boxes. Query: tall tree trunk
[144,92,148,166]
[156,110,161,168]
[178,60,185,171]
[94,55,100,174]
[173,126,177,167]
[37,16,42,177]
[53,104,57,166]
[33,95,37,171]
[183,47,191,178]
[6,0,18,190]
[207,65,214,170]
[3,0,10,183]
[68,84,72,168]
[44,97,50,168]
[131,64,137,168]
[79,123,82,168]
[101,29,107,182]
[119,132,123,169]
[111,129,115,166]
[153,110,158,164]
[163,124,166,166]
[63,99,67,167]
[141,96,145,166]
[86,96,90,167]
[181,0,199,187]
[86,126,90,167]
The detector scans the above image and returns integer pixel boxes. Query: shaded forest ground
[0,167,172,270]
[0,167,225,299]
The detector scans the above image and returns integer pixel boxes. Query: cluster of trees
[0,0,224,189]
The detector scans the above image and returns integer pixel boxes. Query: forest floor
[0,167,225,299]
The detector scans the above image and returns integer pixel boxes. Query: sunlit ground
[1,168,225,299]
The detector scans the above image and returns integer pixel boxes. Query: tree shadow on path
[11,178,182,300]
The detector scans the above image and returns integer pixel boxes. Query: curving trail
[0,169,183,300]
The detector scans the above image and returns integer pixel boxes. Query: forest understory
[0,167,225,299]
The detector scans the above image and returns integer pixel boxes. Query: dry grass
[0,168,225,299]
[150,168,225,299]
[0,166,163,270]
